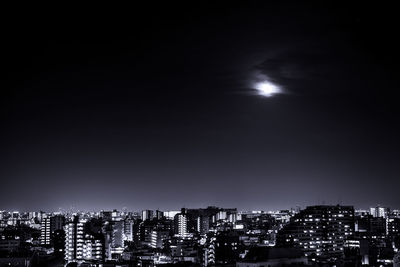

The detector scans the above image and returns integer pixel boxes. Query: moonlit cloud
[255,80,281,97]
[251,71,283,97]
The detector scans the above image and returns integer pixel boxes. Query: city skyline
[2,3,400,211]
[1,203,399,266]
[2,203,399,215]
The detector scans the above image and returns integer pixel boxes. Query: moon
[255,81,281,97]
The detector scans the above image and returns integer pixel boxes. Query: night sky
[2,2,400,211]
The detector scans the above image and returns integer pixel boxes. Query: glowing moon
[255,81,281,97]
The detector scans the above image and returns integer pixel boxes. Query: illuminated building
[388,218,400,236]
[197,215,210,235]
[355,215,386,239]
[164,210,180,220]
[388,218,400,249]
[65,217,86,263]
[40,214,65,245]
[111,209,121,220]
[276,205,354,258]
[64,217,104,264]
[370,206,389,219]
[40,215,51,245]
[123,219,134,242]
[174,213,188,238]
[138,219,172,248]
[216,211,227,221]
[110,220,124,255]
[203,234,216,266]
[82,234,104,261]
[150,230,157,248]
[185,206,237,234]
[142,210,155,221]
[139,221,156,247]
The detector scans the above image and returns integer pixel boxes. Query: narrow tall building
[174,213,188,238]
[65,217,86,262]
[40,215,51,245]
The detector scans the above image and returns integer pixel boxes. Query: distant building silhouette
[237,247,308,267]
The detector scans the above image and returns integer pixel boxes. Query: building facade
[276,205,354,258]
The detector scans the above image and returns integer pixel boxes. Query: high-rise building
[111,209,121,220]
[123,219,134,242]
[51,215,65,231]
[388,217,400,249]
[65,217,86,262]
[214,231,241,264]
[156,210,164,220]
[197,215,210,235]
[388,218,400,236]
[370,206,389,219]
[138,218,171,247]
[150,230,158,248]
[53,229,65,256]
[355,215,386,238]
[277,205,354,258]
[82,234,104,261]
[100,211,113,221]
[109,220,124,255]
[174,213,188,238]
[203,234,216,266]
[142,210,155,221]
[40,214,65,245]
[64,217,104,264]
[40,215,51,245]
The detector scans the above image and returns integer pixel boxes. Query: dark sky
[2,2,400,211]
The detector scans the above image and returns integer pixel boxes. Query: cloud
[251,38,369,96]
